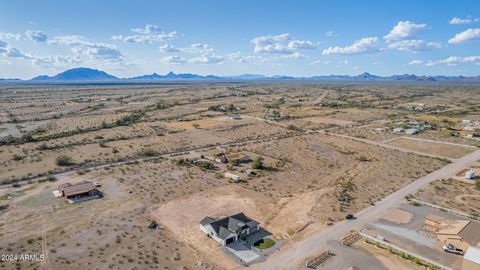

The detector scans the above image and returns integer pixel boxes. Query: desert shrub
[252,156,264,169]
[195,160,214,170]
[176,158,191,166]
[139,148,157,157]
[55,155,73,166]
[115,112,142,126]
[476,181,480,190]
[21,133,35,142]
[47,175,57,182]
[12,154,24,161]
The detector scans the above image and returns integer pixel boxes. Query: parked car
[93,182,102,187]
[443,244,463,255]
[345,214,355,220]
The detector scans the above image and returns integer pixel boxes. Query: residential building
[200,213,260,245]
[425,215,480,250]
[462,246,480,270]
[58,181,99,202]
[405,128,419,135]
[393,127,405,133]
[465,169,476,180]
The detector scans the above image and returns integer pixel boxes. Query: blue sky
[0,0,479,79]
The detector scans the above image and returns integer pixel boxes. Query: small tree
[252,156,264,169]
[56,155,73,166]
[476,180,480,190]
[139,148,157,157]
[192,123,200,129]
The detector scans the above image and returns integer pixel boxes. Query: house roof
[459,221,480,246]
[464,247,480,264]
[60,181,97,197]
[200,217,216,226]
[206,213,259,240]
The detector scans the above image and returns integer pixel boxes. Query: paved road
[250,149,480,270]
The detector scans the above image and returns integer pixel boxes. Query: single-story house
[58,181,99,201]
[463,246,480,270]
[405,128,419,135]
[393,128,405,134]
[425,215,480,250]
[200,213,260,245]
[465,169,476,180]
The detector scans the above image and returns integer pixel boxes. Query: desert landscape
[0,82,479,270]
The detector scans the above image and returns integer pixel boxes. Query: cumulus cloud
[183,43,213,53]
[0,40,7,52]
[49,35,123,61]
[282,52,305,59]
[251,33,316,55]
[160,55,186,65]
[227,52,266,63]
[3,47,32,59]
[112,24,177,43]
[388,40,442,52]
[449,17,473,25]
[409,56,480,66]
[287,40,317,49]
[384,21,427,41]
[131,24,163,35]
[448,28,480,44]
[188,54,224,64]
[32,55,81,68]
[322,37,380,55]
[159,43,180,53]
[0,32,22,40]
[25,30,47,42]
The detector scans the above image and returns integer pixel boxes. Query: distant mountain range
[1,67,479,83]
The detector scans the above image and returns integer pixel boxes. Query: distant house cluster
[375,120,431,135]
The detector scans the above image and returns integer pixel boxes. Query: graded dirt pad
[386,137,476,159]
[380,209,413,224]
[152,185,273,269]
[164,116,235,130]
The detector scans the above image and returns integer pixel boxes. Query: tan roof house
[425,215,480,250]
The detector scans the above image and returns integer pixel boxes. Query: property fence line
[410,198,480,222]
[359,232,453,270]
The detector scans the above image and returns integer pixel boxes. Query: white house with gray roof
[200,213,260,246]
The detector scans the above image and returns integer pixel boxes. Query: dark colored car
[346,214,355,220]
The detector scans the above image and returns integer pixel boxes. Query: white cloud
[3,47,32,59]
[25,30,47,42]
[408,60,424,65]
[183,43,213,53]
[251,33,316,55]
[409,56,480,66]
[159,43,180,53]
[49,35,123,61]
[282,52,305,59]
[160,55,186,65]
[384,21,427,41]
[33,55,81,68]
[0,32,22,40]
[188,54,224,64]
[449,17,473,25]
[326,31,336,37]
[287,40,317,49]
[322,37,380,55]
[310,60,330,65]
[448,28,480,44]
[388,40,442,52]
[131,24,163,35]
[227,52,265,63]
[0,40,7,52]
[113,24,177,43]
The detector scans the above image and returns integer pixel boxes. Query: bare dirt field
[386,137,476,159]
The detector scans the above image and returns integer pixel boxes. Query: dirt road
[250,149,480,270]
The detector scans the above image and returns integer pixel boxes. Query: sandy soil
[387,137,475,159]
[380,209,413,224]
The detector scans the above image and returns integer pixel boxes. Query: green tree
[55,155,73,166]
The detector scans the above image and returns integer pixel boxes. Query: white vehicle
[443,244,463,255]
[93,182,102,187]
